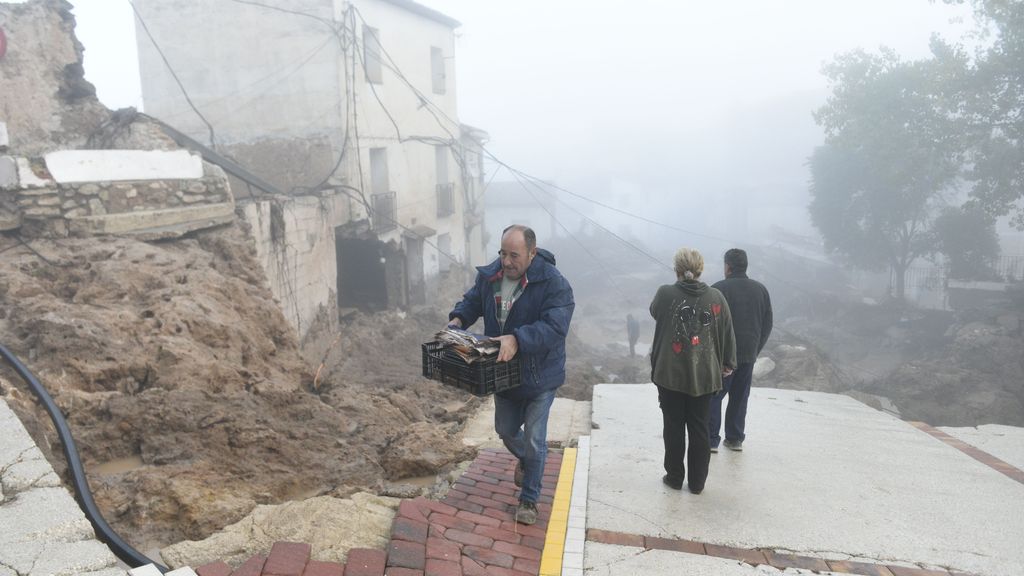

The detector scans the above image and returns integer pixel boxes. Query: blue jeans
[709,362,754,447]
[494,389,556,503]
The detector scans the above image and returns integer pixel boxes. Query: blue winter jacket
[448,248,575,400]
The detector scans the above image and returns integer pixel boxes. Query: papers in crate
[434,327,499,363]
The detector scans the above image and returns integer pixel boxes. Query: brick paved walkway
[191,448,562,576]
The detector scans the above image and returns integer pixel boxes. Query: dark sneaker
[710,444,719,453]
[688,485,704,495]
[724,439,743,451]
[662,474,683,490]
[515,501,538,525]
[514,460,524,488]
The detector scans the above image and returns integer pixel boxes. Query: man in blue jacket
[447,224,575,525]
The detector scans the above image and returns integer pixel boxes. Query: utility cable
[353,21,404,142]
[226,0,339,31]
[128,0,216,149]
[517,169,671,272]
[333,185,471,273]
[512,171,636,305]
[0,345,168,573]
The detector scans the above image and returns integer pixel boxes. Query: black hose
[0,344,167,573]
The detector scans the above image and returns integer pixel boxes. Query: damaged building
[130,0,489,338]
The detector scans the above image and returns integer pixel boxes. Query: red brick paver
[387,540,426,570]
[262,542,311,576]
[194,449,564,576]
[908,421,1024,485]
[230,555,266,576]
[196,561,233,576]
[301,560,343,576]
[355,449,564,576]
[345,548,388,576]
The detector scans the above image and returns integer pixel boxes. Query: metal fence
[993,255,1024,282]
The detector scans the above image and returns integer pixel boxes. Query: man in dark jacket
[447,225,575,525]
[709,248,772,452]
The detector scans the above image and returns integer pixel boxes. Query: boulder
[160,493,397,569]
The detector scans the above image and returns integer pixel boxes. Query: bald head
[500,225,537,280]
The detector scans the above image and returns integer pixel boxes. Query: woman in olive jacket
[649,248,737,494]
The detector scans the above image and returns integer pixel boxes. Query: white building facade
[133,0,487,333]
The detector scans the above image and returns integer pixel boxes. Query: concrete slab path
[586,384,1024,576]
[0,398,127,576]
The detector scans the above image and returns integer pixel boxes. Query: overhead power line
[128,0,217,149]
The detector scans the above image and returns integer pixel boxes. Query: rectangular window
[431,46,446,94]
[436,145,454,217]
[435,145,449,186]
[370,147,389,195]
[364,25,383,84]
[371,191,396,232]
[438,233,452,273]
[437,183,455,217]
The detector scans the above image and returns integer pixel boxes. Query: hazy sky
[61,0,975,241]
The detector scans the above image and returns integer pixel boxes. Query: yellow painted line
[539,447,577,576]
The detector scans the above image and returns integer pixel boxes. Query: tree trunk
[893,263,907,301]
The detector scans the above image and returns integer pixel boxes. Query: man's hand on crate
[447,317,463,329]
[493,334,519,362]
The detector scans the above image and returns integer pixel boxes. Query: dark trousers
[656,385,712,491]
[709,362,754,447]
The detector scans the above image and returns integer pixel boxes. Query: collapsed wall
[0,0,108,155]
[0,0,480,554]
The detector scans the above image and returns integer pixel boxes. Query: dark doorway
[336,235,388,310]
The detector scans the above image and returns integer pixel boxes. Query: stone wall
[239,192,354,340]
[1,151,235,238]
[0,0,110,156]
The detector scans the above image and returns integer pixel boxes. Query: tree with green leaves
[937,0,1024,227]
[933,205,1001,279]
[810,49,963,300]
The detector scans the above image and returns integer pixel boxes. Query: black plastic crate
[421,341,522,396]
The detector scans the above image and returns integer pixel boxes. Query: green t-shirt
[497,276,519,329]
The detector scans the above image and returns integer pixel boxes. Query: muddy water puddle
[93,455,146,475]
[397,474,440,487]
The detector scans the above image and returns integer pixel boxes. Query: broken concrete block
[129,565,164,576]
[44,150,203,183]
[15,157,54,188]
[0,156,16,189]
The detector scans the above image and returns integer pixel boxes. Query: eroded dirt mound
[0,225,475,549]
[866,320,1024,426]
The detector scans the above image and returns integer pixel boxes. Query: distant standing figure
[650,248,736,494]
[626,313,640,357]
[709,248,773,452]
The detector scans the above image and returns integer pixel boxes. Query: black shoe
[688,485,704,495]
[710,444,719,453]
[724,439,743,451]
[515,501,538,525]
[662,474,683,490]
[514,460,524,488]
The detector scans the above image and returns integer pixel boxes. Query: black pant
[657,385,712,491]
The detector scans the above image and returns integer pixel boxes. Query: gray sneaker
[514,460,524,487]
[724,439,743,451]
[515,501,538,525]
